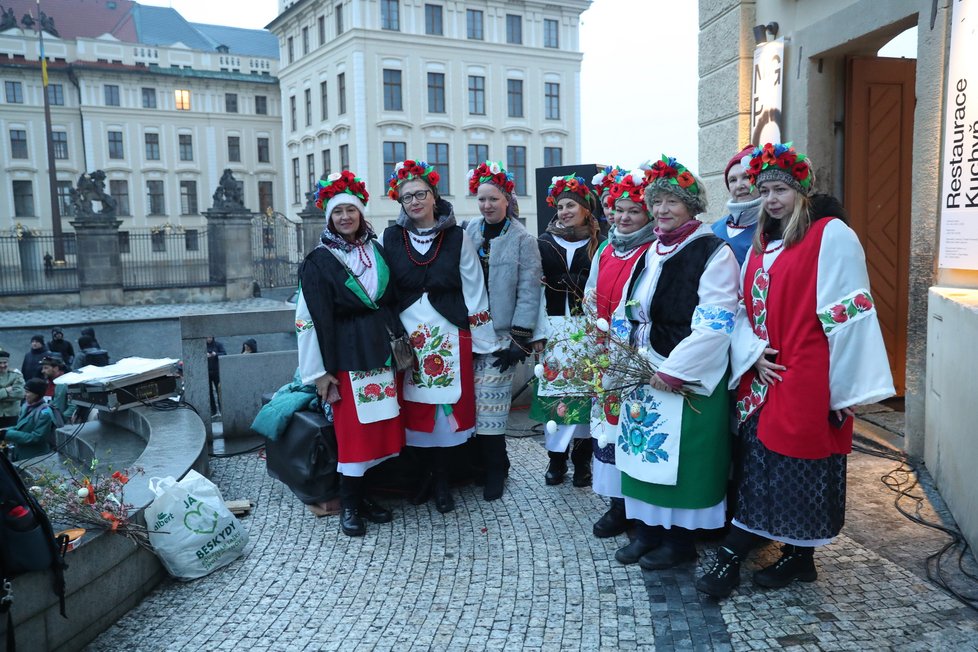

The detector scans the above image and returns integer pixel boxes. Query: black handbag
[387,327,415,373]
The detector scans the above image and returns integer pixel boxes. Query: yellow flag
[41,57,48,87]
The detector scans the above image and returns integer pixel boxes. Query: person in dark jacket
[74,336,109,369]
[48,327,75,368]
[241,339,258,354]
[80,327,100,349]
[205,336,226,417]
[1,378,54,461]
[21,335,48,381]
[296,170,404,535]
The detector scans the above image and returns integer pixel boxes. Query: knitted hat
[51,327,63,336]
[725,145,755,189]
[387,159,440,201]
[0,350,10,359]
[25,378,47,396]
[316,170,369,218]
[742,142,814,195]
[31,335,44,345]
[547,174,596,211]
[607,169,651,212]
[645,155,708,215]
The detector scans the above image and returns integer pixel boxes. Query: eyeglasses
[399,190,431,205]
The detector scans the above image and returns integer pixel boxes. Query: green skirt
[621,380,731,510]
[528,379,591,425]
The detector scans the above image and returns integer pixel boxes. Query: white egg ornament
[545,420,558,435]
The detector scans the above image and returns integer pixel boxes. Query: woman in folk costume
[613,155,740,570]
[530,174,604,488]
[383,159,496,514]
[712,145,762,265]
[464,161,543,501]
[592,165,625,228]
[696,144,894,598]
[295,171,404,536]
[583,168,658,539]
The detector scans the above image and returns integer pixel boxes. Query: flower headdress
[591,165,625,194]
[468,160,515,195]
[315,170,369,211]
[547,174,594,210]
[741,142,813,195]
[387,159,441,200]
[606,169,650,207]
[645,155,707,214]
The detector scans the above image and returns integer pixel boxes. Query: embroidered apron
[537,315,589,397]
[401,295,463,405]
[615,383,685,486]
[348,367,399,423]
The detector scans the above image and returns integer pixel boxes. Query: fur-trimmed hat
[644,155,708,215]
[725,145,755,188]
[315,170,370,218]
[742,142,814,195]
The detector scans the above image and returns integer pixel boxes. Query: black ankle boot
[615,525,662,564]
[359,496,393,524]
[695,546,742,598]
[593,498,627,538]
[545,451,568,485]
[570,440,592,487]
[639,529,698,570]
[479,435,508,501]
[339,475,365,537]
[753,545,817,588]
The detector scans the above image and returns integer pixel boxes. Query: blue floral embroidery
[611,316,631,341]
[618,386,670,464]
[692,304,735,334]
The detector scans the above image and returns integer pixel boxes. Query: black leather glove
[491,335,531,372]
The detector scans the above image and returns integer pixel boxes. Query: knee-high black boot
[570,439,592,487]
[545,451,568,485]
[339,474,365,537]
[432,447,456,513]
[408,447,434,505]
[479,435,508,501]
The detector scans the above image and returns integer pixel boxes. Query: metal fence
[120,227,215,289]
[0,234,80,295]
[252,214,302,288]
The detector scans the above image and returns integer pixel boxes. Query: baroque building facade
[0,0,282,237]
[267,0,591,233]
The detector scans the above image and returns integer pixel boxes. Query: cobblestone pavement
[1,297,289,328]
[87,429,978,651]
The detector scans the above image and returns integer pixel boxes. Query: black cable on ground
[852,434,978,612]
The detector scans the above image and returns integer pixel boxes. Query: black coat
[537,233,598,317]
[21,349,47,381]
[300,244,404,375]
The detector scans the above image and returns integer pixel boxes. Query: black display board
[533,164,606,235]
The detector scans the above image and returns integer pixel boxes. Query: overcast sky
[140,0,700,171]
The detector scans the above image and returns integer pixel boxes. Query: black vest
[538,233,596,316]
[383,225,469,330]
[640,234,726,357]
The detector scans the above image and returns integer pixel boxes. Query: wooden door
[844,56,914,396]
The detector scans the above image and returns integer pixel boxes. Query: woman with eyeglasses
[383,160,496,514]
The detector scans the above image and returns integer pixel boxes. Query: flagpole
[36,0,65,261]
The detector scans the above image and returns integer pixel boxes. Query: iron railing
[120,227,216,289]
[252,214,302,288]
[0,234,80,295]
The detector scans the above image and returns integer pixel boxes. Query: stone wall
[220,350,301,438]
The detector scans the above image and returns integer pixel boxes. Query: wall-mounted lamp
[753,21,780,44]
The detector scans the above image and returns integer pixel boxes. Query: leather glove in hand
[491,335,531,372]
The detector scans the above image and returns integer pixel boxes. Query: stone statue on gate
[0,7,17,32]
[211,169,246,211]
[69,170,117,219]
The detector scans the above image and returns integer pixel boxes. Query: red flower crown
[315,170,369,209]
[742,142,812,191]
[387,159,440,200]
[646,156,699,194]
[606,169,650,206]
[468,161,515,195]
[547,174,593,208]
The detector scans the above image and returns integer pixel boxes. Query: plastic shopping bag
[145,470,249,580]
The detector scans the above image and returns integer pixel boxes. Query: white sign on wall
[938,0,978,269]
[751,38,784,146]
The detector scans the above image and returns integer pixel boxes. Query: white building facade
[268,0,590,233]
[0,22,282,237]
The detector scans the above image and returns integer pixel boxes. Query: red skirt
[332,371,405,464]
[400,329,476,433]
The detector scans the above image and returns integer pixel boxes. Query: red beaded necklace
[355,243,373,269]
[655,227,697,256]
[403,228,445,266]
[760,235,784,255]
